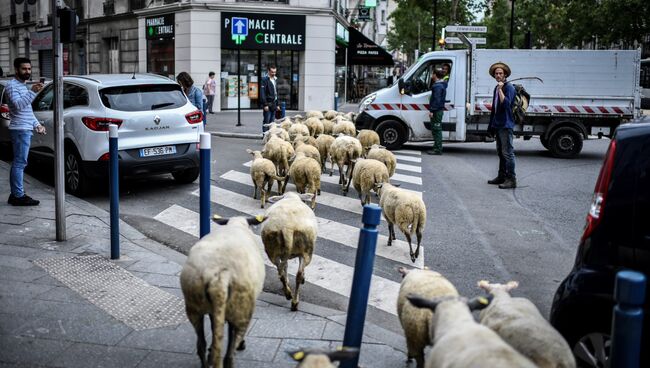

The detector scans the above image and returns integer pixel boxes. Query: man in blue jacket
[487,62,517,189]
[427,69,447,155]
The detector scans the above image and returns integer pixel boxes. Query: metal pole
[199,133,211,238]
[236,47,242,126]
[53,0,66,241]
[109,124,119,259]
[432,0,437,51]
[609,270,646,368]
[341,204,382,368]
[510,0,515,48]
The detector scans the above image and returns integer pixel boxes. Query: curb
[210,131,262,140]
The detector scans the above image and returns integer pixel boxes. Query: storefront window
[147,38,175,79]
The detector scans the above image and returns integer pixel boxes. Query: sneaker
[8,194,40,206]
[498,178,517,189]
[487,176,505,185]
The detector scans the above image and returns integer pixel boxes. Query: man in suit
[260,65,280,133]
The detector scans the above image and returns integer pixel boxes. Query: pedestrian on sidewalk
[260,65,280,133]
[5,57,45,206]
[177,71,206,126]
[426,69,447,155]
[203,71,216,114]
[487,62,517,189]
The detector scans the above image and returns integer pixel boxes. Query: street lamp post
[432,0,438,51]
[510,0,515,48]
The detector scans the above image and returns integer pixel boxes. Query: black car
[550,116,650,367]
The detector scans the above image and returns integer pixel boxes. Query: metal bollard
[199,133,211,238]
[335,92,339,111]
[609,270,646,368]
[341,204,382,368]
[108,124,120,260]
[280,101,286,119]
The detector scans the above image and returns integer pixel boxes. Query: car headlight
[358,93,377,114]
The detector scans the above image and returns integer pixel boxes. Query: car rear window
[99,84,187,112]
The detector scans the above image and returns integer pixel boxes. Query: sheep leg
[344,162,355,194]
[387,222,395,246]
[277,258,293,301]
[207,283,227,368]
[415,226,423,259]
[405,232,416,263]
[187,311,207,368]
[310,186,317,209]
[223,323,236,368]
[292,256,307,311]
[252,182,258,200]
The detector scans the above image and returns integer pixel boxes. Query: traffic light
[58,8,77,44]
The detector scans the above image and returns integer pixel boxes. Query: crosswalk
[154,149,426,315]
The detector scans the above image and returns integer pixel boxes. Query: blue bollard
[199,133,211,238]
[108,124,120,260]
[609,270,646,368]
[341,204,382,368]
[280,101,286,119]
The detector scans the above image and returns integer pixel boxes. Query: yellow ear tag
[292,351,305,360]
[212,214,222,220]
[478,296,489,305]
[255,215,265,222]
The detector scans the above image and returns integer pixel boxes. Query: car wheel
[540,134,550,149]
[573,332,611,368]
[172,167,199,184]
[548,127,583,158]
[65,148,89,197]
[376,120,406,150]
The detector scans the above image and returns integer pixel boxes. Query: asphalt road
[13,135,610,334]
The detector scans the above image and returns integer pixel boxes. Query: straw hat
[489,62,511,78]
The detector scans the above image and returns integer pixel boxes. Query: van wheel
[540,134,550,149]
[376,120,406,150]
[549,127,583,158]
[172,167,200,184]
[65,148,90,197]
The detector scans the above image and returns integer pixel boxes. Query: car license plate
[140,146,176,157]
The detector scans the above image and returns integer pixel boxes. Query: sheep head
[477,280,519,294]
[268,192,314,204]
[407,294,492,312]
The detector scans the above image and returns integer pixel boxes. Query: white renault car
[29,74,204,196]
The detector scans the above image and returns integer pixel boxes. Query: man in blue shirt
[5,57,46,206]
[426,69,447,155]
[487,62,517,189]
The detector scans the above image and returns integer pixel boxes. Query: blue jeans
[495,128,516,179]
[9,129,33,198]
[262,102,277,133]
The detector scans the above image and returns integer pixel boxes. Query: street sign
[231,17,248,44]
[445,25,487,33]
[445,37,486,45]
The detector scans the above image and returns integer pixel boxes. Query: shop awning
[347,27,394,66]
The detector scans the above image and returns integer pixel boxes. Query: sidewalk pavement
[204,103,359,140]
[0,160,407,368]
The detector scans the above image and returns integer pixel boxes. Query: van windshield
[99,84,187,111]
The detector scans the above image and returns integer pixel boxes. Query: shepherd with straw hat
[487,61,517,189]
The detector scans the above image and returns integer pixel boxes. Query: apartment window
[381,10,386,24]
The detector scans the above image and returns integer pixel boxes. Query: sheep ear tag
[247,215,265,225]
[288,350,305,361]
[467,295,493,311]
[212,214,229,225]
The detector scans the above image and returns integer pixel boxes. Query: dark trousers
[430,111,443,153]
[262,102,277,133]
[206,95,215,113]
[495,128,516,179]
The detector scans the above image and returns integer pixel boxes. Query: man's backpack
[510,83,530,124]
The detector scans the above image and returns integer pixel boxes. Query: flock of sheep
[177,110,576,368]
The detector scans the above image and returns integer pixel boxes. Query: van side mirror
[398,78,407,95]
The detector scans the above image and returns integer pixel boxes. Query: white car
[28,74,204,196]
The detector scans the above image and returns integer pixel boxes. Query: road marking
[190,185,424,268]
[154,204,400,315]
[394,154,422,163]
[391,173,423,185]
[395,149,422,156]
[396,162,422,173]
[221,170,383,221]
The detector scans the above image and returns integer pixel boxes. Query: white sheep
[263,135,295,180]
[293,136,322,166]
[304,117,324,137]
[321,119,335,135]
[329,135,363,195]
[477,281,576,368]
[305,110,324,119]
[357,129,380,158]
[397,267,458,368]
[407,294,538,368]
[323,110,338,120]
[289,347,359,368]
[377,182,426,263]
[246,149,286,208]
[367,144,396,177]
[261,192,318,311]
[287,152,322,208]
[332,120,357,137]
[293,133,318,148]
[263,124,290,143]
[180,216,266,368]
[351,158,389,206]
[315,134,335,173]
[289,123,310,141]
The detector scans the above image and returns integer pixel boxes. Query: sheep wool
[246,149,286,208]
[261,192,318,311]
[289,123,310,142]
[329,135,363,195]
[367,144,397,177]
[294,136,322,167]
[263,135,295,185]
[315,134,335,172]
[351,158,389,206]
[304,117,324,137]
[287,152,321,208]
[180,217,266,368]
[397,268,459,368]
[378,182,426,263]
[357,130,381,158]
[332,120,357,137]
[306,110,324,119]
[323,110,338,120]
[477,281,576,368]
